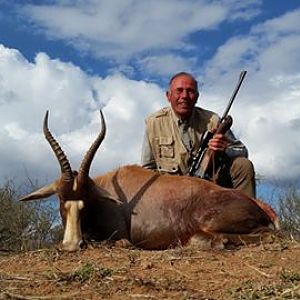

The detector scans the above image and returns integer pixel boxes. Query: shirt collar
[170,107,195,127]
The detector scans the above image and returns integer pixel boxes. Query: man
[141,72,256,198]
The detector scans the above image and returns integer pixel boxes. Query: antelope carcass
[20,111,279,251]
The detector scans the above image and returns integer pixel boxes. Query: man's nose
[181,89,189,98]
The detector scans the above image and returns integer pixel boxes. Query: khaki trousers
[213,156,256,199]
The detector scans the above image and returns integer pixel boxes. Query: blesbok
[20,111,279,251]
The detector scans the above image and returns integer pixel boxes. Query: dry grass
[0,236,299,300]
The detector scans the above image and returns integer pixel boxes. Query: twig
[129,294,156,299]
[0,275,33,281]
[280,284,300,298]
[243,262,271,278]
[0,249,13,253]
[0,291,82,300]
[166,256,204,261]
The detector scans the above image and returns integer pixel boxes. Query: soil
[0,237,299,300]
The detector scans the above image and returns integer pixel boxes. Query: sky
[0,0,300,197]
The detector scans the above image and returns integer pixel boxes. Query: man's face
[166,75,199,120]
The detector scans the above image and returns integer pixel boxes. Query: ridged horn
[78,110,106,183]
[43,111,73,182]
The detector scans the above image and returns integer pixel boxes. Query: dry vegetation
[0,236,299,300]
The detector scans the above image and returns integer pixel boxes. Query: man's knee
[231,157,255,177]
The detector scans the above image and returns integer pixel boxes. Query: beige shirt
[141,106,248,175]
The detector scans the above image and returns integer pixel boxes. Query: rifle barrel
[220,70,247,121]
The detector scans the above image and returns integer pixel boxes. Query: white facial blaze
[62,200,84,251]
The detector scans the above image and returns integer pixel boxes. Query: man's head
[166,72,199,120]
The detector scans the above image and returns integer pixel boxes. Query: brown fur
[89,165,278,249]
[20,164,279,251]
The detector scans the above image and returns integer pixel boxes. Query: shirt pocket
[157,137,174,158]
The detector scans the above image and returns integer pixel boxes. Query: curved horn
[78,110,106,183]
[43,111,73,182]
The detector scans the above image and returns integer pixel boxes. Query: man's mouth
[178,102,190,108]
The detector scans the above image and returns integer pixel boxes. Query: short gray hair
[168,72,198,90]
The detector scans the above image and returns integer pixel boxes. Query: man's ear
[166,90,171,102]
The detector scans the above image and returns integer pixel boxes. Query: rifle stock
[188,70,247,179]
[189,116,232,178]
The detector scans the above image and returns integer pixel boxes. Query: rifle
[188,70,247,178]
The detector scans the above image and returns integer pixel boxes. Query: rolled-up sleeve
[225,129,248,158]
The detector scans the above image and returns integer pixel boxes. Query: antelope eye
[78,200,84,210]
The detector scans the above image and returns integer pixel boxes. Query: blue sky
[1,1,299,81]
[0,0,300,199]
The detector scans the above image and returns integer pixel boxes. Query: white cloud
[225,0,261,22]
[1,5,300,185]
[19,0,260,60]
[252,8,300,39]
[200,9,300,180]
[89,74,165,170]
[0,44,165,184]
[138,54,197,77]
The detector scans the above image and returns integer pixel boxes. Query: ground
[0,237,299,300]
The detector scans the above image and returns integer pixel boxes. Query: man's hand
[208,133,230,152]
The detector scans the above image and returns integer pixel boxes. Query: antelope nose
[79,239,86,249]
[61,240,84,252]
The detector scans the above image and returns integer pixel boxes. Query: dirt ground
[0,237,299,300]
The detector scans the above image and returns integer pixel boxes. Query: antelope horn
[43,111,74,182]
[78,110,106,183]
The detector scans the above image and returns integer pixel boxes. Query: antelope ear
[19,182,58,201]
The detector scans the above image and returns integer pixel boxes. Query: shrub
[0,179,62,251]
[278,187,300,238]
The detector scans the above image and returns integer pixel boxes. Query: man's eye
[175,88,196,94]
